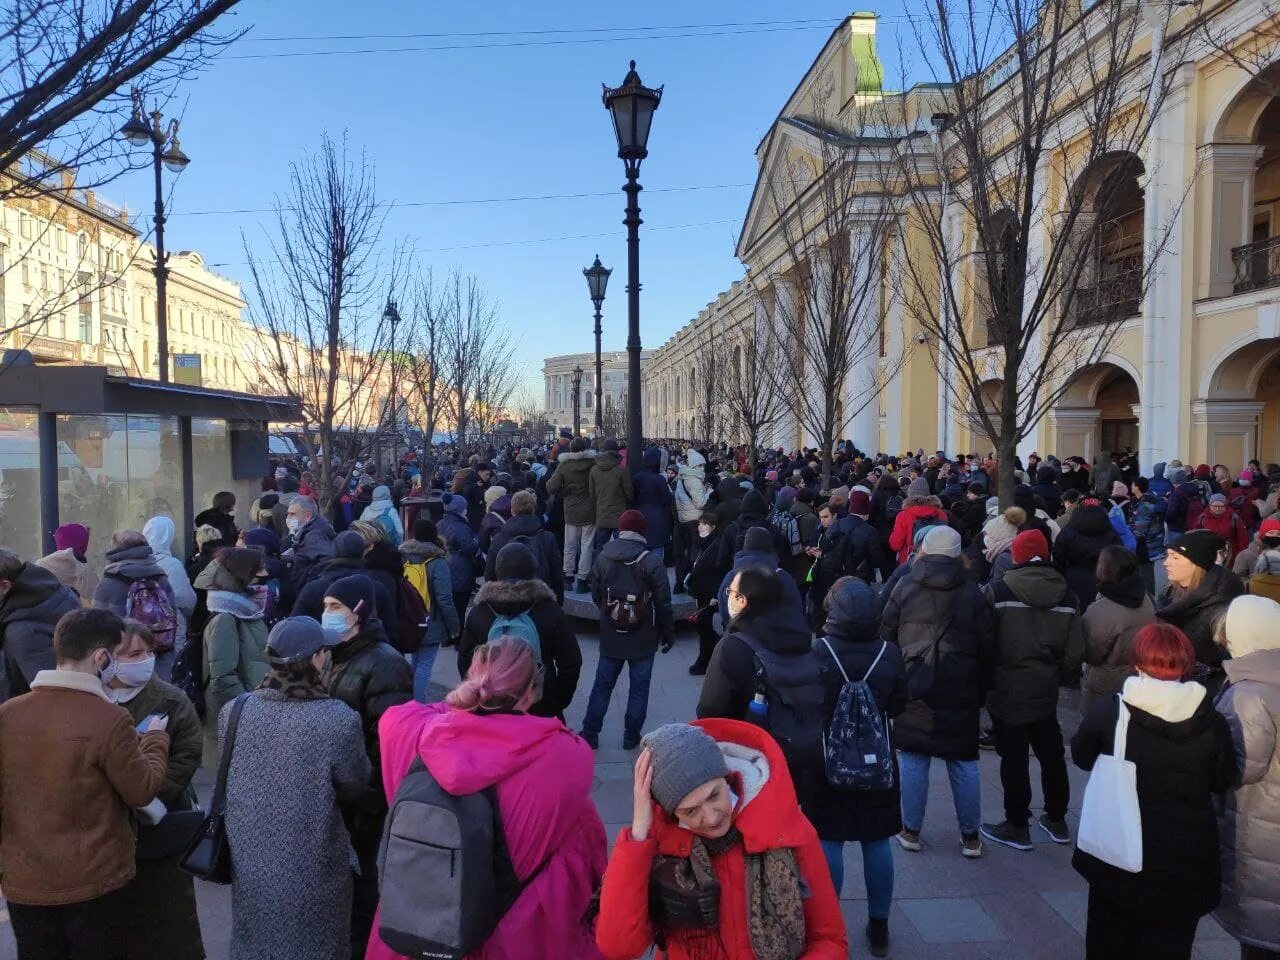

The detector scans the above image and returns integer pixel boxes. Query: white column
[847,225,882,454]
[1139,63,1196,469]
[1018,155,1052,463]
[1198,143,1265,298]
[771,276,802,451]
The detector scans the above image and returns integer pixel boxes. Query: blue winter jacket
[633,447,674,549]
[437,512,480,595]
[399,539,460,646]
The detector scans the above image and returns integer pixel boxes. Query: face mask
[286,517,302,534]
[114,655,155,689]
[98,653,117,684]
[321,611,353,636]
[698,524,713,538]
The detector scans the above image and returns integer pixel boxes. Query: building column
[847,224,882,454]
[1139,63,1196,470]
[1198,143,1265,298]
[1191,399,1265,467]
[771,275,802,451]
[1048,407,1103,463]
[1019,155,1052,464]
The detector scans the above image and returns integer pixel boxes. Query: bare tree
[242,133,399,513]
[764,93,904,486]
[718,298,794,457]
[892,0,1189,502]
[687,334,725,445]
[437,271,517,450]
[400,269,450,460]
[0,0,244,200]
[1191,0,1280,96]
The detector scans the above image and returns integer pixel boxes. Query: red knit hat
[1011,529,1050,565]
[617,509,647,534]
[1260,518,1280,541]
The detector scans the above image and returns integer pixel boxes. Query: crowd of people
[0,434,1275,960]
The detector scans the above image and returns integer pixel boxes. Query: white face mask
[286,516,303,535]
[114,655,155,689]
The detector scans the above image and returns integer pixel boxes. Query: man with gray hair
[284,494,336,590]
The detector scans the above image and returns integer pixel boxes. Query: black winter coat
[325,621,413,828]
[984,563,1084,725]
[807,588,907,841]
[1156,564,1244,670]
[291,557,395,625]
[0,563,80,701]
[686,530,730,602]
[459,577,582,718]
[1052,504,1120,608]
[881,555,995,760]
[837,514,886,583]
[483,515,564,602]
[591,532,674,659]
[1071,689,1234,917]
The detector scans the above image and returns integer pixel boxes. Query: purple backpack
[125,577,178,652]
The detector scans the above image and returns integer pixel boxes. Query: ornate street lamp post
[572,365,584,436]
[383,298,401,468]
[582,255,611,432]
[120,88,190,383]
[602,60,661,474]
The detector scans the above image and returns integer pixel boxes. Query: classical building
[644,7,1280,468]
[542,350,650,433]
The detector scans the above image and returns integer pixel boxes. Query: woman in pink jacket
[367,637,607,960]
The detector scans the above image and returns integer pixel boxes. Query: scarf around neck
[257,660,330,701]
[206,589,265,620]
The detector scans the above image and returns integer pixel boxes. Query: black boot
[866,918,889,957]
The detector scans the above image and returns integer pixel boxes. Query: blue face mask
[321,612,352,637]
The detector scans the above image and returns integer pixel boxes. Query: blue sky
[107,2,918,398]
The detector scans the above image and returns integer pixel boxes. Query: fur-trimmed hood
[472,576,557,613]
[904,494,942,510]
[556,449,597,464]
[399,539,446,564]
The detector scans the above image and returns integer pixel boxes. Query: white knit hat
[1222,595,1280,658]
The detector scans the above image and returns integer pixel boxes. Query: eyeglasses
[727,588,744,601]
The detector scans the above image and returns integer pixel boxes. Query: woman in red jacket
[596,719,847,960]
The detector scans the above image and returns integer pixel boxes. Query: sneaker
[895,829,922,852]
[961,834,984,858]
[978,730,996,750]
[866,918,889,957]
[979,821,1033,851]
[580,731,598,750]
[1037,814,1072,845]
[623,735,641,750]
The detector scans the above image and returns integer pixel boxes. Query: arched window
[1070,153,1144,325]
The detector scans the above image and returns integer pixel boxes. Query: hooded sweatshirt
[142,516,197,642]
[673,449,711,523]
[360,485,404,545]
[92,542,177,621]
[0,563,81,700]
[368,702,607,960]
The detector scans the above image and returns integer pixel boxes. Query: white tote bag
[1077,696,1143,873]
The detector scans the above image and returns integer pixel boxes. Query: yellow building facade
[645,5,1280,470]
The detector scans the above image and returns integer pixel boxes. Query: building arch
[1068,152,1145,326]
[1051,361,1140,460]
[1196,336,1280,466]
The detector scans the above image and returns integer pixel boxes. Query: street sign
[173,353,202,387]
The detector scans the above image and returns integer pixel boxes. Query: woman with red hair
[1070,623,1235,959]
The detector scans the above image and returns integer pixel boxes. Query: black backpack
[737,633,826,795]
[509,533,552,582]
[604,550,654,633]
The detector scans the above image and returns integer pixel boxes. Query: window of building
[79,310,91,343]
[19,214,31,239]
[56,227,67,253]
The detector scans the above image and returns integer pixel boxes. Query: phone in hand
[136,713,167,733]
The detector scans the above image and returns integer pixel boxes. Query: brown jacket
[0,669,169,906]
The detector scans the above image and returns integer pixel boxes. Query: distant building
[542,350,650,432]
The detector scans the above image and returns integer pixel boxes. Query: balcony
[1232,236,1280,294]
[27,335,80,362]
[1072,260,1142,327]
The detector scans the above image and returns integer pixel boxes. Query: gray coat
[92,543,177,619]
[1215,647,1280,952]
[1081,581,1155,708]
[220,691,371,960]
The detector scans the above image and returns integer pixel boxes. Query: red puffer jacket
[888,499,950,564]
[1196,508,1249,563]
[595,719,847,960]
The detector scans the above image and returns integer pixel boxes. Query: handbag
[179,693,249,883]
[1077,695,1143,873]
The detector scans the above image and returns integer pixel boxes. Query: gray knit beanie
[642,723,728,815]
[907,476,931,498]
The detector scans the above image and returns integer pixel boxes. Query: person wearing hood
[477,486,510,559]
[321,573,413,960]
[193,491,238,551]
[1150,461,1173,497]
[712,473,746,531]
[546,438,598,593]
[438,492,480,619]
[686,509,732,676]
[1082,545,1156,708]
[672,448,712,592]
[1196,493,1250,564]
[1158,530,1245,692]
[582,510,673,750]
[1213,596,1280,959]
[809,576,906,956]
[723,487,784,565]
[718,524,806,618]
[398,518,460,701]
[633,446,674,560]
[1071,623,1235,958]
[888,478,949,565]
[882,525,995,858]
[359,484,404,547]
[221,617,371,960]
[284,494,337,591]
[196,547,270,724]
[595,719,847,960]
[92,528,179,622]
[459,542,582,719]
[370,637,607,960]
[588,440,634,551]
[0,548,82,702]
[142,516,197,660]
[979,530,1084,851]
[1166,467,1207,538]
[1129,476,1169,596]
[484,489,564,603]
[1031,464,1063,519]
[292,530,395,625]
[979,506,1026,586]
[1052,499,1121,607]
[1091,451,1122,498]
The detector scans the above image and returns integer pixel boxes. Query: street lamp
[582,254,611,431]
[602,60,661,474]
[383,298,402,468]
[119,87,190,383]
[572,365,584,436]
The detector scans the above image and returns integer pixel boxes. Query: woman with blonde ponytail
[367,637,606,960]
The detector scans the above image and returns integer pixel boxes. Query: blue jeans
[413,642,439,702]
[581,654,655,742]
[820,838,894,919]
[898,750,981,837]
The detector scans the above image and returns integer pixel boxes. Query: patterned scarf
[649,827,806,960]
[257,660,330,701]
